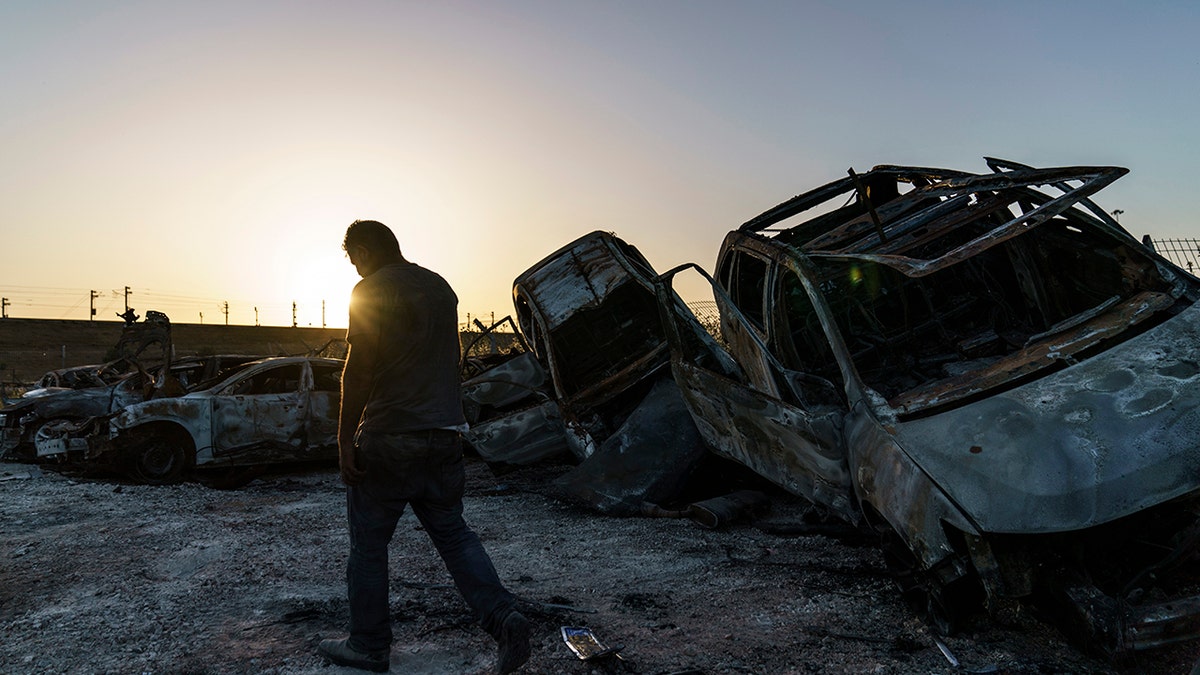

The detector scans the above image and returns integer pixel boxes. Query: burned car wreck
[0,354,263,461]
[1,311,265,462]
[655,159,1200,656]
[34,356,343,483]
[462,231,711,515]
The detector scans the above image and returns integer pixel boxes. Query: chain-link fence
[686,300,723,340]
[1145,237,1200,276]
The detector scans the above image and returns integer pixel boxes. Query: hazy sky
[2,0,1197,328]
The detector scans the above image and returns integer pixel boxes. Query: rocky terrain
[1,459,1196,674]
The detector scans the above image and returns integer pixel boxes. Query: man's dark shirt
[346,261,466,434]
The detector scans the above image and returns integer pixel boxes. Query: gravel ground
[1,459,1196,675]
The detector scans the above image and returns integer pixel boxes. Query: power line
[0,283,503,328]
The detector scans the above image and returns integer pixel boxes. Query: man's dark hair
[343,220,402,257]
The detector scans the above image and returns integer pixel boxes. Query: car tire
[130,431,190,484]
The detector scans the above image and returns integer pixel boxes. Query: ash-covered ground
[1,459,1195,674]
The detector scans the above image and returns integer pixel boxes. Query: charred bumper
[31,418,110,459]
[1052,578,1200,656]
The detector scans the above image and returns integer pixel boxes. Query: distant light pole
[1112,209,1124,224]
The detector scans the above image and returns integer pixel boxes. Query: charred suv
[656,159,1200,656]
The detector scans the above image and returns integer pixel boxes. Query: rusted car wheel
[129,429,191,484]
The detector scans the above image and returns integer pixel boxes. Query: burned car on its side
[35,356,343,483]
[656,159,1200,656]
[462,231,709,514]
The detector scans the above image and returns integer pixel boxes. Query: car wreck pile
[0,313,341,483]
[5,158,1200,661]
[462,158,1200,660]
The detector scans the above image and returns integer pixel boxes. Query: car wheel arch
[119,421,196,484]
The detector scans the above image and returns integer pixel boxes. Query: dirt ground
[1,458,1196,675]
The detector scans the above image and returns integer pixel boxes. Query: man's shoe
[496,611,532,674]
[317,637,389,672]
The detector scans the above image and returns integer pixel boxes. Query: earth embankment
[0,318,346,387]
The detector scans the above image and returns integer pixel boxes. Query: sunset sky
[2,1,1197,328]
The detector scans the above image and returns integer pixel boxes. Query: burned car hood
[110,392,210,426]
[890,298,1200,535]
[6,386,126,416]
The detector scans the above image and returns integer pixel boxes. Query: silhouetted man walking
[318,220,531,673]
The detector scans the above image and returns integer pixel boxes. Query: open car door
[655,263,857,522]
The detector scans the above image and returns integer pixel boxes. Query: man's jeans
[346,430,515,653]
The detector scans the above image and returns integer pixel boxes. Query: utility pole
[1,297,8,319]
[117,286,138,324]
[222,301,229,326]
[321,300,326,328]
[254,306,259,327]
[199,311,204,324]
[1112,209,1124,224]
[90,290,100,320]
[292,301,298,328]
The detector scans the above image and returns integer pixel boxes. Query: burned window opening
[543,282,665,400]
[775,268,846,410]
[311,364,342,392]
[228,364,304,396]
[723,252,769,332]
[801,217,1181,410]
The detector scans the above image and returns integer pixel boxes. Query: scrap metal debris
[561,626,625,661]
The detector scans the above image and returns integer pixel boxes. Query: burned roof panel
[742,163,1130,278]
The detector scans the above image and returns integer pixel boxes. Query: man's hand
[338,339,375,488]
[339,438,367,487]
